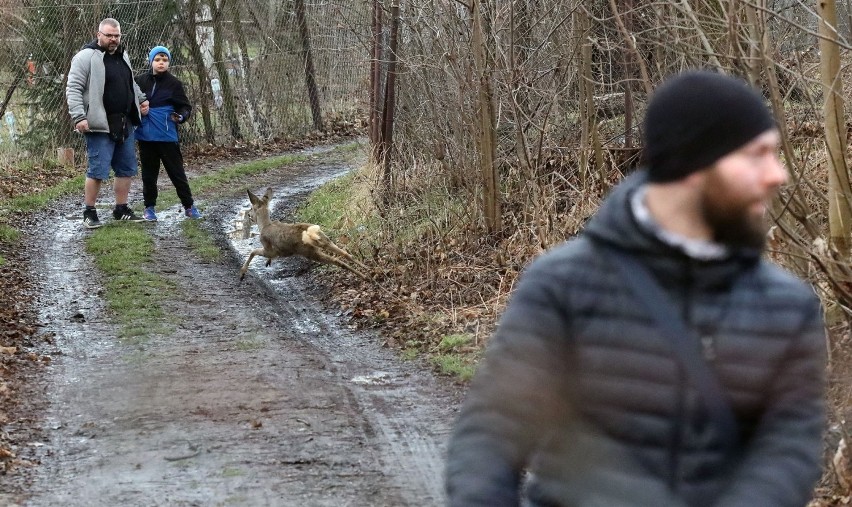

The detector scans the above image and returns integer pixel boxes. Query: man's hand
[140,100,150,115]
[75,120,89,133]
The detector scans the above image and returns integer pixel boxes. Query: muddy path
[13,146,460,506]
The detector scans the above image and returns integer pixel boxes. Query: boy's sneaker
[143,206,158,221]
[82,208,103,229]
[184,205,203,219]
[113,206,145,222]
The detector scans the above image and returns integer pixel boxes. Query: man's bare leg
[114,176,132,206]
[84,177,102,207]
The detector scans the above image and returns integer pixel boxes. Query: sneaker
[184,205,203,219]
[143,206,158,221]
[82,208,103,229]
[113,206,145,222]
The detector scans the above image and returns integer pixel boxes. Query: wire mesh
[0,0,370,158]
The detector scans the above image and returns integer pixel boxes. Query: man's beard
[700,175,770,250]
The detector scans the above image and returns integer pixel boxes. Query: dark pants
[138,140,193,209]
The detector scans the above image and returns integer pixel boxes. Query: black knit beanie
[642,70,776,183]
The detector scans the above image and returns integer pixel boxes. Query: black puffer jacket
[445,171,826,507]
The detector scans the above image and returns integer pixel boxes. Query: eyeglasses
[98,31,121,39]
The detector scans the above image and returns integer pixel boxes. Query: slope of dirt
[1,146,461,506]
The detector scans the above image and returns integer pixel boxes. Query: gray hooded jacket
[445,171,826,507]
[66,41,146,133]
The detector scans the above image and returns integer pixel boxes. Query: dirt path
[15,147,460,506]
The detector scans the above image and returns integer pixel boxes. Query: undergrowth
[297,162,497,381]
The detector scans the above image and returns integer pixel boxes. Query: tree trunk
[210,0,242,139]
[295,0,324,131]
[472,0,501,235]
[380,0,400,199]
[232,4,269,138]
[818,0,852,255]
[370,0,384,163]
[576,7,593,188]
[178,0,215,144]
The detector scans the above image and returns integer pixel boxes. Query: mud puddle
[14,146,460,506]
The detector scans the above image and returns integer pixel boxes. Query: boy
[135,46,201,221]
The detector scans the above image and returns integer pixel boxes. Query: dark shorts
[85,128,138,180]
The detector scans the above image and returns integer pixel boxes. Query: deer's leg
[322,242,371,272]
[311,250,369,280]
[239,248,265,280]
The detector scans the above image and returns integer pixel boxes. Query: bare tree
[294,0,323,131]
[818,0,852,255]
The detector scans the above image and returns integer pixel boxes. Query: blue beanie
[148,46,171,64]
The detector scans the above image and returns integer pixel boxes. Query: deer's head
[246,188,274,226]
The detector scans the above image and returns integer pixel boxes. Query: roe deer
[239,188,370,280]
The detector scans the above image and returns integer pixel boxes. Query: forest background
[2,0,852,503]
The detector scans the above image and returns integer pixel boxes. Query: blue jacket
[134,70,191,142]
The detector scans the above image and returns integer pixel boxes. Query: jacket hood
[583,169,761,288]
[82,40,124,54]
[583,170,659,255]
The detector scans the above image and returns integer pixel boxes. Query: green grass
[1,176,84,216]
[431,353,477,381]
[438,333,473,352]
[221,467,245,477]
[234,338,265,350]
[298,171,357,226]
[0,176,84,245]
[297,170,377,260]
[191,153,312,194]
[0,142,364,344]
[401,348,418,361]
[431,333,478,381]
[181,220,222,263]
[85,223,176,340]
[0,224,20,243]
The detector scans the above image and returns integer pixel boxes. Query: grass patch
[1,176,84,216]
[298,171,358,225]
[191,153,312,194]
[234,338,264,350]
[431,333,478,380]
[438,333,473,352]
[431,353,477,381]
[181,220,222,263]
[0,255,5,266]
[85,223,176,339]
[297,170,378,259]
[221,467,245,477]
[0,224,20,243]
[401,348,418,361]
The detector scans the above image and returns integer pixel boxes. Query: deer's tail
[302,224,327,245]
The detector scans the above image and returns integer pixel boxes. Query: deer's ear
[247,189,259,205]
[263,188,273,201]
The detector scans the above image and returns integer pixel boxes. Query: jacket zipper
[669,262,692,492]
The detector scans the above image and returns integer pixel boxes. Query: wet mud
[12,146,460,506]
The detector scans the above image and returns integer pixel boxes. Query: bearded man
[445,70,826,507]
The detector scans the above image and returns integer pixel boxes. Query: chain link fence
[0,0,370,160]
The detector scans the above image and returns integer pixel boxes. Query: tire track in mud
[21,148,460,506]
[228,162,458,506]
